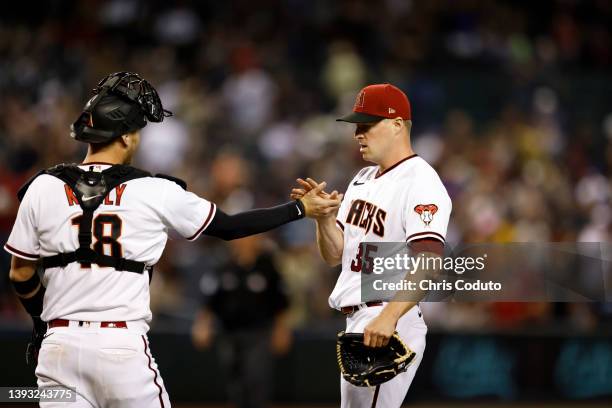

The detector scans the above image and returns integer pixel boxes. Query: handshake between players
[291,178,344,219]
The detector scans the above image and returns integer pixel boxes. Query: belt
[49,319,128,329]
[340,301,383,315]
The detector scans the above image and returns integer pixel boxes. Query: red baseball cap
[337,83,411,123]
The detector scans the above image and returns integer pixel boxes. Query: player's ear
[392,117,405,134]
[119,133,130,147]
[120,131,140,148]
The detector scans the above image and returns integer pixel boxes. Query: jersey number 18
[71,214,123,268]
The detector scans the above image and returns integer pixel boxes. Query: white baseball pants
[35,321,171,408]
[340,304,427,408]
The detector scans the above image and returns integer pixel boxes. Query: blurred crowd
[1,0,611,333]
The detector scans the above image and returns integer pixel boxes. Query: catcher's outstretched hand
[290,177,341,201]
[363,311,397,348]
[298,181,342,219]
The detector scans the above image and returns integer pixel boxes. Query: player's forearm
[204,201,305,240]
[9,257,39,298]
[385,251,441,312]
[10,257,45,318]
[316,217,344,266]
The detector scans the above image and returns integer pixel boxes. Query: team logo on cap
[355,90,366,109]
[414,204,438,226]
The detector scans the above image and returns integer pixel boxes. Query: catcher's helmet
[70,72,172,143]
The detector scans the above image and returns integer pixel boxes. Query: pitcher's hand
[291,178,340,200]
[298,180,342,219]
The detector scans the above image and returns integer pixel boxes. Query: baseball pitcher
[292,84,452,407]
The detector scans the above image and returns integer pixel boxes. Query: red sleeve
[408,238,444,256]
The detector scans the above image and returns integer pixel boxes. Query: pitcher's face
[354,120,394,164]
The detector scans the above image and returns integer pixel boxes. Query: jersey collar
[80,161,116,166]
[375,154,418,178]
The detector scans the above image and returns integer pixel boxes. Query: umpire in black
[191,234,291,408]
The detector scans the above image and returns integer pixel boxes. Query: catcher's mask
[70,72,173,143]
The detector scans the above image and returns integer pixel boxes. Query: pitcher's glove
[26,317,47,366]
[336,331,415,387]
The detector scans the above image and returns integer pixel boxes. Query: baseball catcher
[5,71,341,407]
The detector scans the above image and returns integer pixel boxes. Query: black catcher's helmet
[70,72,173,143]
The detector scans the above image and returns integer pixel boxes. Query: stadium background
[0,0,611,406]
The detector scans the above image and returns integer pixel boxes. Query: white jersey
[4,163,216,325]
[329,155,451,309]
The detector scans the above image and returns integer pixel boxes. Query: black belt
[341,301,383,315]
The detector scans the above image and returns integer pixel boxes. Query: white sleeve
[160,181,217,241]
[404,177,452,243]
[4,181,40,260]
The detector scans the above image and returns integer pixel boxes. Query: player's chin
[361,152,375,163]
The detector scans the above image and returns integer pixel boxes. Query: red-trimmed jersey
[4,164,216,325]
[330,155,451,309]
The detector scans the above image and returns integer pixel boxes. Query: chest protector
[18,163,185,275]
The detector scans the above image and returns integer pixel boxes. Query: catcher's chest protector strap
[18,164,153,274]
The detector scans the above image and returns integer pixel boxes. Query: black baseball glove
[336,331,415,387]
[26,317,47,366]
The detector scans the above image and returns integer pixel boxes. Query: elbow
[9,267,35,282]
[322,255,342,267]
[223,232,250,241]
[9,257,38,282]
[8,268,19,282]
[207,229,242,241]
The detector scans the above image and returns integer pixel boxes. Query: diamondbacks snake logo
[414,204,438,226]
